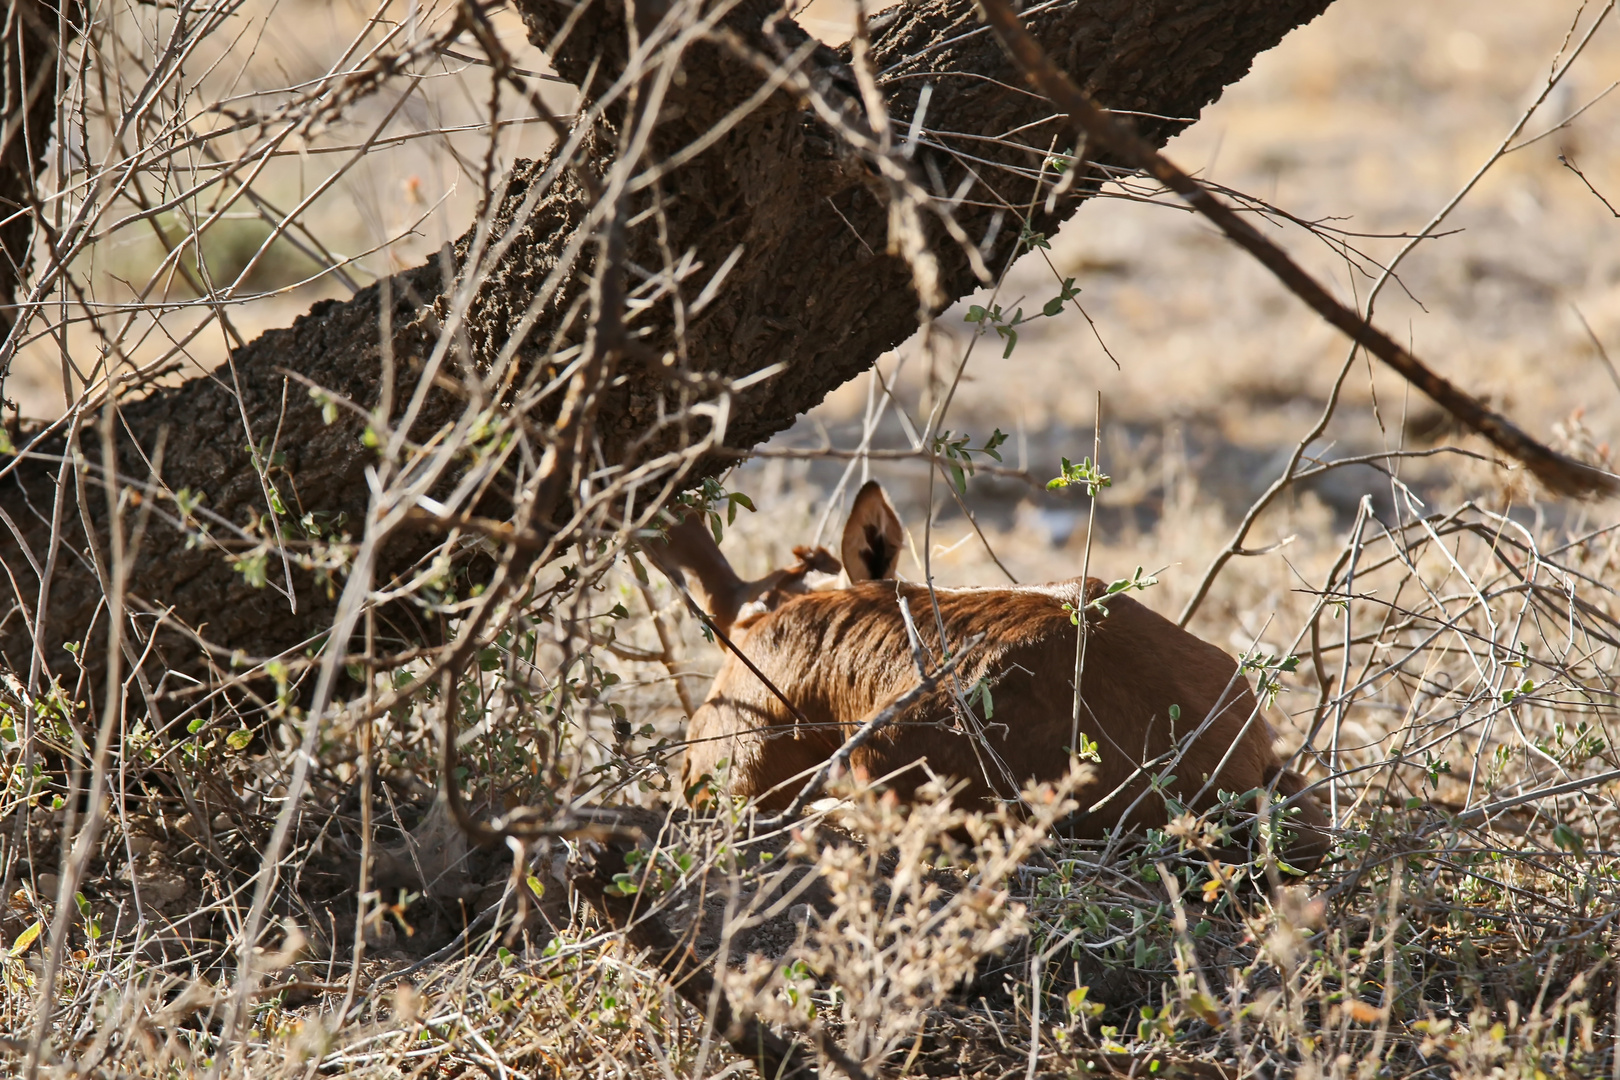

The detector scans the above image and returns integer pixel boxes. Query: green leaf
[999,327,1018,359]
[9,919,42,956]
[1553,822,1586,856]
[232,549,269,589]
[1047,456,1112,495]
[226,728,253,752]
[973,678,994,719]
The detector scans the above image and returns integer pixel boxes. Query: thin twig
[776,633,984,820]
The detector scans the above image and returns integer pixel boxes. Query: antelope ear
[841,481,903,582]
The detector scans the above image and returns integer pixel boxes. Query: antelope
[651,482,1329,867]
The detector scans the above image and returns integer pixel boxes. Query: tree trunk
[0,2,84,345]
[0,0,1332,692]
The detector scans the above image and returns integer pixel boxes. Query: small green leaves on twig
[604,845,696,898]
[1067,985,1105,1018]
[676,477,756,543]
[174,487,206,519]
[1240,651,1301,710]
[964,302,1022,358]
[964,277,1081,358]
[229,546,271,589]
[1064,567,1158,623]
[932,428,1007,494]
[933,433,1004,495]
[1047,455,1110,495]
[1500,678,1535,704]
[1041,276,1080,317]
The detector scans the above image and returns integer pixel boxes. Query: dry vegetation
[1,0,1619,1077]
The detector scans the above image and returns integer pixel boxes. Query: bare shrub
[724,775,1082,1073]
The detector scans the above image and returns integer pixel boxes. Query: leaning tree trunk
[0,2,84,346]
[0,0,1333,693]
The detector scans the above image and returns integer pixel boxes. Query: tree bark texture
[0,0,1332,690]
[0,2,83,347]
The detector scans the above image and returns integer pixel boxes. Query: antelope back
[673,483,1328,866]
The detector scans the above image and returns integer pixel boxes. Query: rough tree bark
[0,0,1333,690]
[0,2,83,345]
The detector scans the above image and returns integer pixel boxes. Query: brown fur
[650,512,839,639]
[656,483,1329,867]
